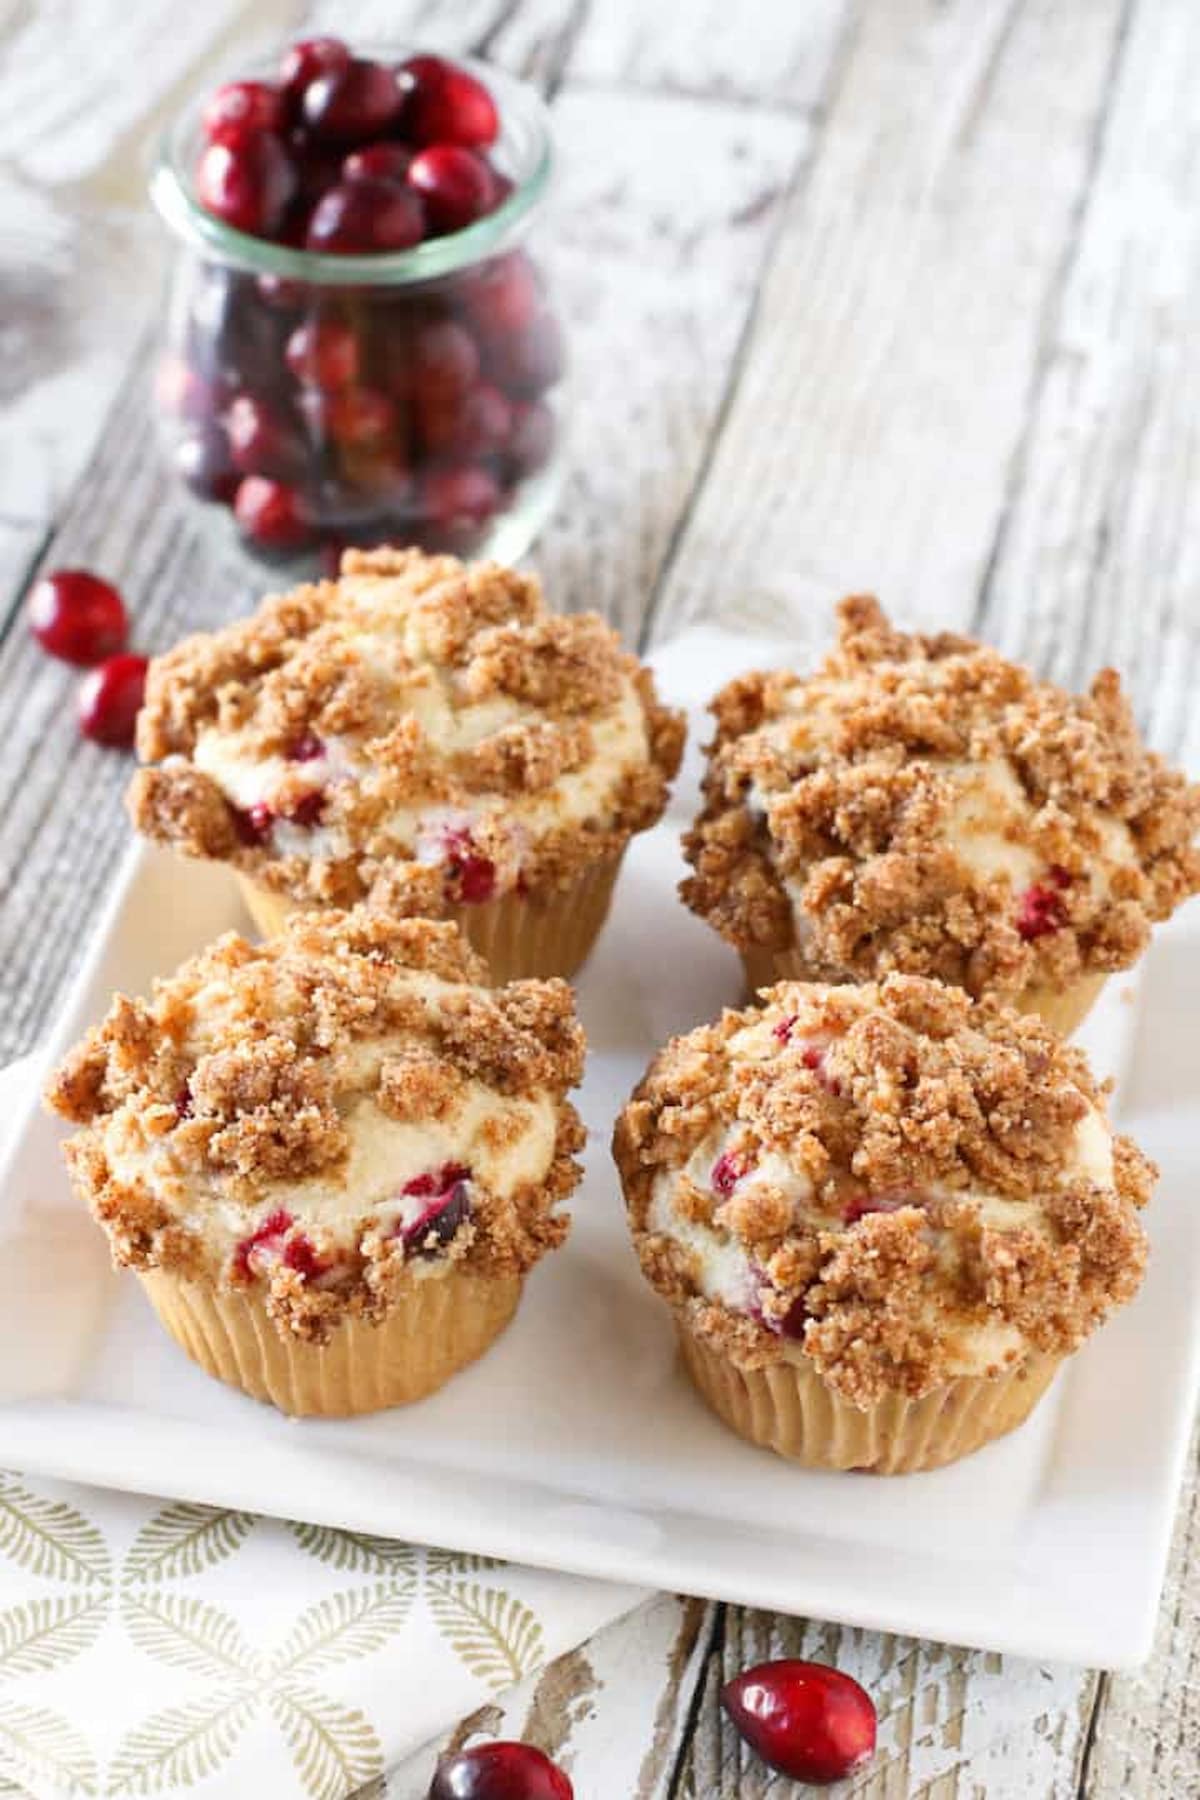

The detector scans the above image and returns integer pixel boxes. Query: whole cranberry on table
[158,35,562,567]
[77,655,149,750]
[28,570,128,666]
[722,1658,877,1785]
[429,1740,573,1799]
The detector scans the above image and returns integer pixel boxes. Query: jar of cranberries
[150,41,564,570]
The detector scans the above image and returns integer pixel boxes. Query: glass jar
[149,49,564,572]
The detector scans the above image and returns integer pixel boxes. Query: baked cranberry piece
[306,178,425,253]
[507,401,554,478]
[29,570,128,666]
[711,1152,744,1197]
[283,789,327,828]
[174,1082,194,1122]
[441,829,497,904]
[280,36,350,108]
[286,730,325,762]
[401,1164,472,1256]
[421,465,500,537]
[285,317,360,390]
[233,477,312,553]
[175,429,239,504]
[302,57,404,143]
[202,80,285,147]
[282,1233,324,1280]
[400,54,500,150]
[343,143,413,184]
[1016,879,1068,941]
[226,394,304,479]
[196,135,296,238]
[408,145,498,235]
[231,800,274,846]
[428,1741,572,1799]
[77,654,148,749]
[232,1207,294,1280]
[722,1659,876,1785]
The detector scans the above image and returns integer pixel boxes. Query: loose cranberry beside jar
[151,39,564,572]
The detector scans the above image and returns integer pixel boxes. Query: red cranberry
[286,730,324,762]
[507,401,554,477]
[323,386,397,451]
[175,430,239,504]
[778,1295,808,1340]
[465,253,540,342]
[343,143,413,184]
[226,394,303,479]
[1048,863,1073,889]
[722,1660,876,1785]
[232,1207,294,1280]
[233,477,312,552]
[306,179,425,254]
[407,319,481,419]
[442,830,497,903]
[773,1014,798,1043]
[1016,881,1068,941]
[202,80,285,147]
[842,1192,908,1225]
[282,1233,324,1280]
[429,1741,572,1799]
[489,313,564,396]
[421,466,500,538]
[280,36,350,107]
[285,317,360,390]
[29,570,128,666]
[195,135,296,239]
[231,800,274,846]
[287,131,345,206]
[456,384,512,456]
[400,55,499,150]
[284,789,327,828]
[77,654,148,749]
[408,145,498,235]
[174,1083,194,1122]
[401,1163,472,1255]
[302,57,404,144]
[711,1152,744,1198]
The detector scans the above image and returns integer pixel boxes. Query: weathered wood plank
[646,0,1132,653]
[975,0,1200,765]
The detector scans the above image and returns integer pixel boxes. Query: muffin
[682,597,1200,1034]
[128,547,684,982]
[613,973,1153,1472]
[45,908,585,1416]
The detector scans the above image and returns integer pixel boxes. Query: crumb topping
[129,548,684,913]
[613,974,1153,1405]
[682,597,1200,998]
[47,909,585,1343]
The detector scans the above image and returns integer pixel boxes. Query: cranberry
[305,179,425,253]
[280,36,350,107]
[408,145,498,235]
[282,1233,324,1280]
[174,1083,194,1122]
[188,268,283,383]
[195,135,296,239]
[322,386,397,452]
[285,317,360,390]
[842,1192,907,1225]
[711,1152,744,1198]
[465,253,540,342]
[1016,880,1068,941]
[440,829,497,903]
[401,1163,472,1256]
[507,401,554,478]
[343,143,413,184]
[226,394,303,479]
[232,1207,294,1281]
[202,80,285,147]
[778,1296,808,1340]
[231,800,275,846]
[400,55,499,150]
[175,430,239,504]
[421,464,500,535]
[233,477,312,553]
[286,730,324,762]
[489,313,564,396]
[429,1743,572,1800]
[722,1659,876,1785]
[773,1014,798,1043]
[77,654,148,749]
[255,274,305,312]
[29,570,128,666]
[302,57,404,144]
[1048,863,1073,889]
[284,789,327,828]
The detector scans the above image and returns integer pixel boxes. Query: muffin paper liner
[237,850,624,985]
[740,944,1107,1039]
[137,1265,523,1418]
[676,1323,1061,1474]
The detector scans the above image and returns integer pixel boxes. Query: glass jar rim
[150,46,553,287]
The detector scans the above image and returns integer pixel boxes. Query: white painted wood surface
[0,2,1196,1795]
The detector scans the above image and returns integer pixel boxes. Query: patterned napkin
[0,1057,644,1800]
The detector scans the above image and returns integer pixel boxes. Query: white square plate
[1,631,1197,1669]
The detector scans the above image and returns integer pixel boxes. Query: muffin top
[46,909,585,1343]
[613,975,1153,1405]
[682,597,1200,999]
[129,547,685,913]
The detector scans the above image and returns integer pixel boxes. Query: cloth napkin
[0,1053,645,1800]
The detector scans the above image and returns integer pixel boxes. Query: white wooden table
[1,2,1197,1793]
